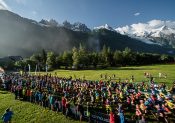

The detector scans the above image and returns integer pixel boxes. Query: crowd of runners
[0,72,175,123]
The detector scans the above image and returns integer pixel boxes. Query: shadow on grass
[56,67,154,71]
[96,67,153,71]
[0,90,8,94]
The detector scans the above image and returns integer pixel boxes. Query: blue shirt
[1,111,13,122]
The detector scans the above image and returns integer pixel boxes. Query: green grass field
[1,64,175,123]
[0,91,84,123]
[39,64,175,86]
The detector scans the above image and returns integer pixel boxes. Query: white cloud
[116,19,175,36]
[116,25,130,34]
[165,20,175,28]
[0,0,10,10]
[148,20,164,28]
[134,12,140,16]
[131,23,148,33]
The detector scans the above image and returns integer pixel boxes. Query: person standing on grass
[77,102,84,122]
[118,104,125,123]
[22,87,26,100]
[109,110,115,123]
[65,98,72,118]
[138,115,146,123]
[1,108,13,123]
[62,95,67,114]
[14,86,18,100]
[50,94,55,111]
[54,98,59,112]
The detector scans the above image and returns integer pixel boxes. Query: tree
[30,54,42,63]
[46,51,56,70]
[41,49,47,66]
[107,47,114,66]
[122,47,132,65]
[100,45,110,67]
[160,54,174,63]
[78,44,88,68]
[113,50,123,66]
[72,47,80,69]
[56,54,63,68]
[89,52,99,68]
[62,51,73,68]
[72,44,88,69]
[30,53,42,71]
[15,60,27,71]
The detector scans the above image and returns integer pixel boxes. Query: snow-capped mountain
[115,20,175,48]
[71,22,91,32]
[38,19,91,32]
[0,9,175,56]
[94,24,115,31]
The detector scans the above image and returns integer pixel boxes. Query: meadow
[39,64,175,86]
[0,64,175,123]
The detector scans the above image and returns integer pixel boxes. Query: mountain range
[0,10,175,57]
[116,20,175,48]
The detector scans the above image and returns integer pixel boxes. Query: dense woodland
[10,44,174,71]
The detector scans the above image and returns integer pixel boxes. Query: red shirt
[62,97,66,107]
[26,89,30,96]
[110,112,115,123]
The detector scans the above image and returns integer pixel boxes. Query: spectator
[1,108,13,123]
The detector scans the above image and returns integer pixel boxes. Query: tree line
[13,45,175,71]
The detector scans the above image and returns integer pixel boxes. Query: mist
[1,10,172,58]
[0,10,98,57]
[0,10,106,58]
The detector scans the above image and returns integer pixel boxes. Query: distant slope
[95,29,175,54]
[0,10,175,57]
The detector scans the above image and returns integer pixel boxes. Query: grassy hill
[0,91,83,123]
[39,64,175,87]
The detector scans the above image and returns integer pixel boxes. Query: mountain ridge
[0,10,175,57]
[116,20,175,48]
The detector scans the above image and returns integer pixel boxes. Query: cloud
[0,0,10,10]
[148,20,164,28]
[116,19,175,36]
[116,25,130,34]
[148,19,175,29]
[131,23,148,33]
[134,12,140,16]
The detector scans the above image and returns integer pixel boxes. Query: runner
[1,108,13,123]
[2,72,175,122]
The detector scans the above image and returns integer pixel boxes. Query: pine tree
[46,51,56,70]
[72,47,80,69]
[79,43,88,68]
[41,49,47,65]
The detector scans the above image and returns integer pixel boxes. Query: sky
[0,0,175,28]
